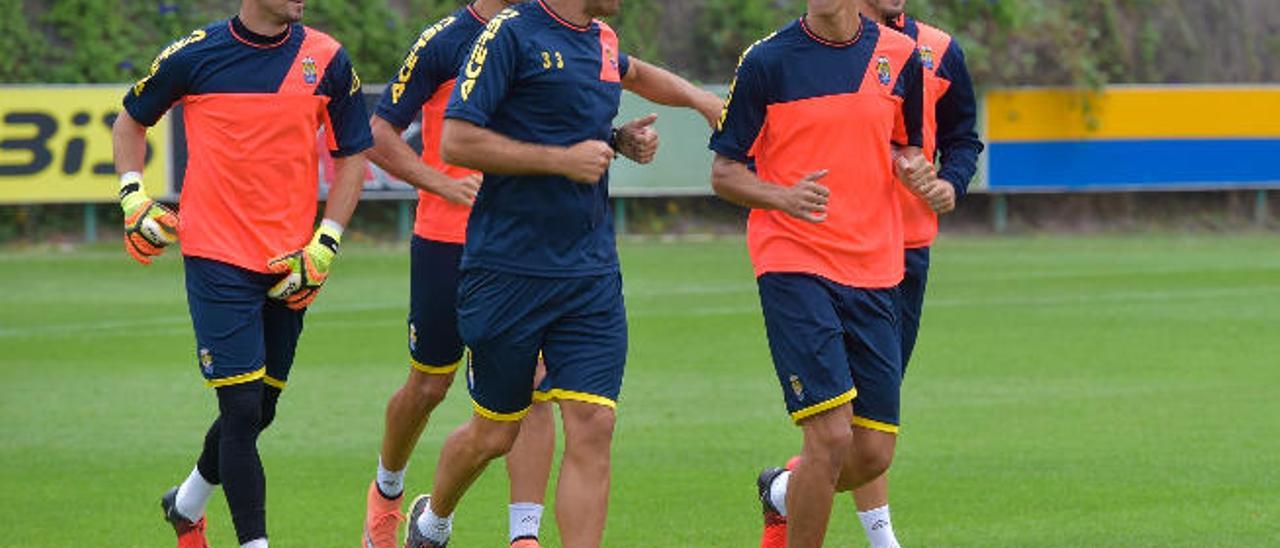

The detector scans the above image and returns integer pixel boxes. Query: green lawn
[2,235,1278,546]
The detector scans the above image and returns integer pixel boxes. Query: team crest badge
[301,56,318,84]
[920,46,935,70]
[408,323,418,352]
[789,374,805,401]
[199,348,214,373]
[876,56,892,85]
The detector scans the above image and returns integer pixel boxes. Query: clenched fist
[894,152,935,196]
[779,170,830,223]
[616,113,659,164]
[560,140,614,184]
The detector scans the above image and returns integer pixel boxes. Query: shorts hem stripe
[790,388,857,423]
[852,415,900,434]
[532,390,554,402]
[472,400,531,422]
[263,375,287,390]
[206,367,266,388]
[411,356,462,375]
[543,389,617,409]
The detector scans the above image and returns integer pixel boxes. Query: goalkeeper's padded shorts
[185,256,305,389]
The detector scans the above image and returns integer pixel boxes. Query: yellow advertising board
[0,85,170,204]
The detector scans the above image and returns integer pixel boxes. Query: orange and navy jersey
[889,15,984,248]
[710,15,924,289]
[375,4,490,244]
[123,17,372,273]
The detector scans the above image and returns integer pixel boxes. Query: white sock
[416,503,452,544]
[509,502,544,542]
[858,505,900,548]
[175,466,216,521]
[769,471,790,517]
[376,457,406,499]
[241,539,268,548]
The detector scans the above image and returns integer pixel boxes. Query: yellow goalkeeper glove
[118,172,178,265]
[266,220,343,310]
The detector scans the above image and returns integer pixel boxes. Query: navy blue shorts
[898,246,931,373]
[407,237,466,374]
[757,273,902,433]
[458,269,627,420]
[184,257,306,389]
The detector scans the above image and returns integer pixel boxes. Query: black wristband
[318,234,340,255]
[118,182,141,201]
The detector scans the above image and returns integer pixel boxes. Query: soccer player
[111,0,371,546]
[708,1,933,547]
[760,2,986,546]
[844,3,984,546]
[361,1,546,546]
[398,1,722,547]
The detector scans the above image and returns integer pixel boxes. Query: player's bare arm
[112,110,148,175]
[322,152,367,229]
[622,57,724,128]
[367,116,480,206]
[441,118,612,184]
[711,155,829,223]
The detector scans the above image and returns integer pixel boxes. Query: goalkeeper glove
[267,220,343,310]
[119,171,178,265]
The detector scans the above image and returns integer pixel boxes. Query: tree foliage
[3,0,1275,87]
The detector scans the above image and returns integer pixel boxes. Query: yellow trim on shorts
[411,356,463,375]
[543,389,617,409]
[263,375,287,390]
[532,390,554,402]
[206,367,266,388]
[852,415,900,434]
[790,388,857,423]
[472,400,532,422]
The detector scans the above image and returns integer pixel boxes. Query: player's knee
[806,418,855,458]
[258,386,282,431]
[466,417,521,459]
[850,446,894,481]
[562,403,616,455]
[217,382,264,441]
[408,371,454,409]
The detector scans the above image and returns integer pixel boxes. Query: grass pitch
[2,235,1278,546]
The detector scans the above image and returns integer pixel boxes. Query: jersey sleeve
[318,47,374,157]
[891,50,925,148]
[123,33,199,127]
[618,52,631,79]
[933,41,984,197]
[708,46,768,164]
[445,13,522,127]
[375,23,459,129]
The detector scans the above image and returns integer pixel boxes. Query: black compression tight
[196,384,281,484]
[202,381,278,544]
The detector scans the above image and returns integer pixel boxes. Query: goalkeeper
[111,4,372,547]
